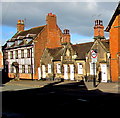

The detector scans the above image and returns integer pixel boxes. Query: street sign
[91,50,97,58]
[91,50,97,62]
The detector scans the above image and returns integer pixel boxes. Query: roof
[105,2,120,32]
[12,25,45,38]
[4,25,46,49]
[47,47,63,60]
[100,40,109,51]
[46,40,109,61]
[72,42,94,60]
[47,42,94,60]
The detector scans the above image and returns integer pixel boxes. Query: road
[2,80,120,117]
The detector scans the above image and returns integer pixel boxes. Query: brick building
[105,2,120,82]
[2,13,70,80]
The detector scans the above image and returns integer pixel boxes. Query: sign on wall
[91,50,97,63]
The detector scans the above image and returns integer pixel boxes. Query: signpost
[91,50,97,87]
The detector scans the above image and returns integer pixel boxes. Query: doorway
[38,67,41,80]
[64,65,68,80]
[70,64,74,80]
[42,65,46,79]
[100,64,107,82]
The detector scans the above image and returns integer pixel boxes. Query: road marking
[50,91,55,94]
[77,98,88,102]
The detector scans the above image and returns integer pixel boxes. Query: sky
[0,1,119,46]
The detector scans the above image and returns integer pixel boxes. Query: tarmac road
[1,80,120,117]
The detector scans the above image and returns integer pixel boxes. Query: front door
[70,64,74,80]
[42,65,46,79]
[64,65,68,80]
[100,64,107,82]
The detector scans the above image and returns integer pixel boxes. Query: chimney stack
[94,20,104,39]
[62,29,70,44]
[17,20,24,32]
[46,13,57,30]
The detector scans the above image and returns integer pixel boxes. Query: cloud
[1,2,118,40]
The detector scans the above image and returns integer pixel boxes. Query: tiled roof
[4,25,46,49]
[47,47,63,60]
[101,40,109,51]
[47,42,94,60]
[12,25,45,38]
[72,42,94,60]
[47,40,109,61]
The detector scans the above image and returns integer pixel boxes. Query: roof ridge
[30,25,46,30]
[72,41,94,46]
[47,46,63,50]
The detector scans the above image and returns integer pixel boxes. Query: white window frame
[77,63,83,74]
[48,64,52,73]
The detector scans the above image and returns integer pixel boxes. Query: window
[15,50,18,59]
[22,65,25,73]
[10,51,13,59]
[57,63,61,73]
[28,65,31,73]
[77,63,83,74]
[21,50,24,58]
[48,64,52,73]
[27,49,30,58]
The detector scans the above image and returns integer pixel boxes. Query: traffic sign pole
[91,50,97,87]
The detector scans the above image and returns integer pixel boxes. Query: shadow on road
[2,80,120,118]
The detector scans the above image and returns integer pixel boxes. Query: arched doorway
[12,62,19,80]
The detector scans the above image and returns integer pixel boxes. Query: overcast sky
[1,1,119,45]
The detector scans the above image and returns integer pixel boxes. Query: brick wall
[110,14,120,82]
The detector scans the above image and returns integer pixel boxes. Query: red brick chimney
[94,20,104,39]
[17,20,24,32]
[46,13,62,48]
[46,13,57,30]
[62,29,70,44]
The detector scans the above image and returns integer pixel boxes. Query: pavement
[1,79,119,93]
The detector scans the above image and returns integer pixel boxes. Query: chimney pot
[17,19,24,32]
[94,19,104,39]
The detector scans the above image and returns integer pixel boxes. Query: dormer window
[23,38,33,45]
[26,34,36,38]
[7,41,14,47]
[17,36,25,39]
[18,39,23,45]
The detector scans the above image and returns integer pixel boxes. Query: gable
[88,40,109,55]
